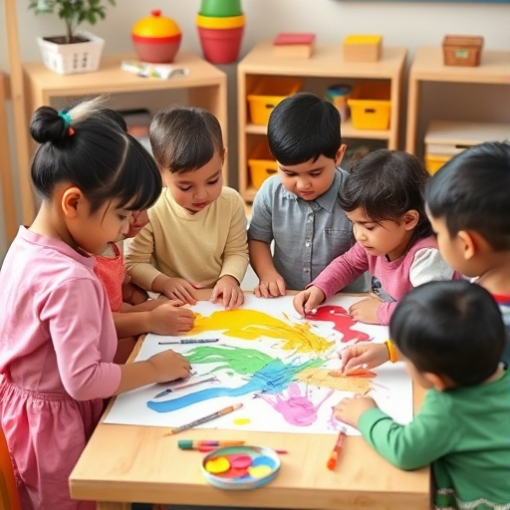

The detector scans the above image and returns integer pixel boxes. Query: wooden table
[18,52,227,226]
[70,291,429,510]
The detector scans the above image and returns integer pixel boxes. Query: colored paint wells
[202,446,280,490]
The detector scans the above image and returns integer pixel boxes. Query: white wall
[1,0,509,258]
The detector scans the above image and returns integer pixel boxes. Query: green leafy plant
[29,0,115,44]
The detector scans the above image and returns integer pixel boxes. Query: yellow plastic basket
[425,154,452,175]
[248,141,278,189]
[348,82,391,130]
[247,77,302,125]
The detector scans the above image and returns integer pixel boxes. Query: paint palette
[202,446,280,490]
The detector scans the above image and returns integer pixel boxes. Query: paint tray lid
[202,445,281,490]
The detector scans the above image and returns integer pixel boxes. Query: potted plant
[28,0,115,74]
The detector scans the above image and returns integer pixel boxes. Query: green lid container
[200,0,242,17]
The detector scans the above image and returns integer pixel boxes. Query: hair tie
[58,110,72,128]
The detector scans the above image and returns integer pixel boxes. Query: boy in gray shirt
[248,92,367,297]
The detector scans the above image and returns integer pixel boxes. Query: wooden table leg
[96,503,130,510]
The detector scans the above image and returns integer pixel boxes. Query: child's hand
[293,286,325,317]
[348,294,383,324]
[211,275,244,310]
[334,395,377,427]
[254,272,286,298]
[149,302,195,335]
[163,278,200,305]
[340,344,390,374]
[147,350,191,383]
[122,281,149,305]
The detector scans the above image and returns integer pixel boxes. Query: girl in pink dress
[294,149,460,325]
[0,98,191,510]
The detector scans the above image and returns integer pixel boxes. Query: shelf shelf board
[425,119,510,146]
[245,119,391,140]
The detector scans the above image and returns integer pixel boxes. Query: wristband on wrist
[385,340,398,363]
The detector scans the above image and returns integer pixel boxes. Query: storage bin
[247,77,302,125]
[424,154,452,175]
[347,82,391,130]
[442,35,483,67]
[248,142,278,189]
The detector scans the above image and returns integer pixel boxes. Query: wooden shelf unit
[19,52,227,224]
[406,46,510,156]
[237,41,407,203]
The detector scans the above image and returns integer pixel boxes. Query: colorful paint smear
[147,358,322,413]
[186,345,275,377]
[295,367,375,394]
[189,309,334,354]
[259,382,334,427]
[306,306,371,343]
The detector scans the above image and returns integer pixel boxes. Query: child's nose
[296,178,311,190]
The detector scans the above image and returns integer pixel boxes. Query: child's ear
[221,147,227,162]
[457,230,479,260]
[423,372,449,391]
[335,144,347,166]
[61,187,84,218]
[403,210,420,230]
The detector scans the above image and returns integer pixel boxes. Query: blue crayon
[158,338,219,345]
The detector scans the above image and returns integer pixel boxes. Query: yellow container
[196,14,245,29]
[343,35,382,62]
[348,82,391,130]
[248,142,278,189]
[247,77,302,125]
[425,154,452,175]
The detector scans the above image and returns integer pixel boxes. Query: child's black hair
[426,142,510,250]
[267,92,341,166]
[390,280,505,387]
[339,149,432,241]
[30,98,162,213]
[149,105,224,174]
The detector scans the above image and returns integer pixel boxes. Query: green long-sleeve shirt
[358,368,510,509]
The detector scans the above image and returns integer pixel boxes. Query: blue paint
[147,358,321,413]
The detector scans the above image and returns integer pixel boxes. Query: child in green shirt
[334,280,510,509]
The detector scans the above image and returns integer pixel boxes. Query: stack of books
[273,33,316,59]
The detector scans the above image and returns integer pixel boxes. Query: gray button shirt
[248,168,368,292]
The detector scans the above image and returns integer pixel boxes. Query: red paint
[306,306,370,343]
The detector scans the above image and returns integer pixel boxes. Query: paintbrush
[326,426,347,471]
[166,403,243,436]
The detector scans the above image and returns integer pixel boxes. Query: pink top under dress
[312,236,460,325]
[94,242,125,312]
[0,227,122,510]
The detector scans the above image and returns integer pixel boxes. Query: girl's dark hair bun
[30,106,69,144]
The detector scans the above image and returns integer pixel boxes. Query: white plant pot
[37,31,105,75]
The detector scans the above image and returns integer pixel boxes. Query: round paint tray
[202,445,281,490]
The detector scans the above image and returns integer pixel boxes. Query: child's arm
[112,302,195,339]
[125,224,199,305]
[249,240,286,298]
[334,392,458,470]
[211,193,249,309]
[248,182,286,298]
[48,280,191,401]
[312,243,370,301]
[122,280,149,305]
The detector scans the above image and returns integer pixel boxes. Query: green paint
[186,345,277,377]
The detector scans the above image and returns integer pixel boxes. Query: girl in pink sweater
[0,99,191,510]
[294,149,459,325]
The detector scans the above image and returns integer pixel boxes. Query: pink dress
[94,242,125,312]
[0,227,122,510]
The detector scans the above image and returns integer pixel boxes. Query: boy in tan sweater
[125,106,249,310]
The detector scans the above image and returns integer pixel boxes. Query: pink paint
[260,383,334,427]
[306,306,370,343]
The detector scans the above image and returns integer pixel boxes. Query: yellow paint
[296,368,373,394]
[248,465,273,478]
[234,417,251,426]
[189,309,333,354]
[205,457,230,474]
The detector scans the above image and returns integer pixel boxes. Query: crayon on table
[327,426,347,471]
[178,440,245,450]
[158,338,219,345]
